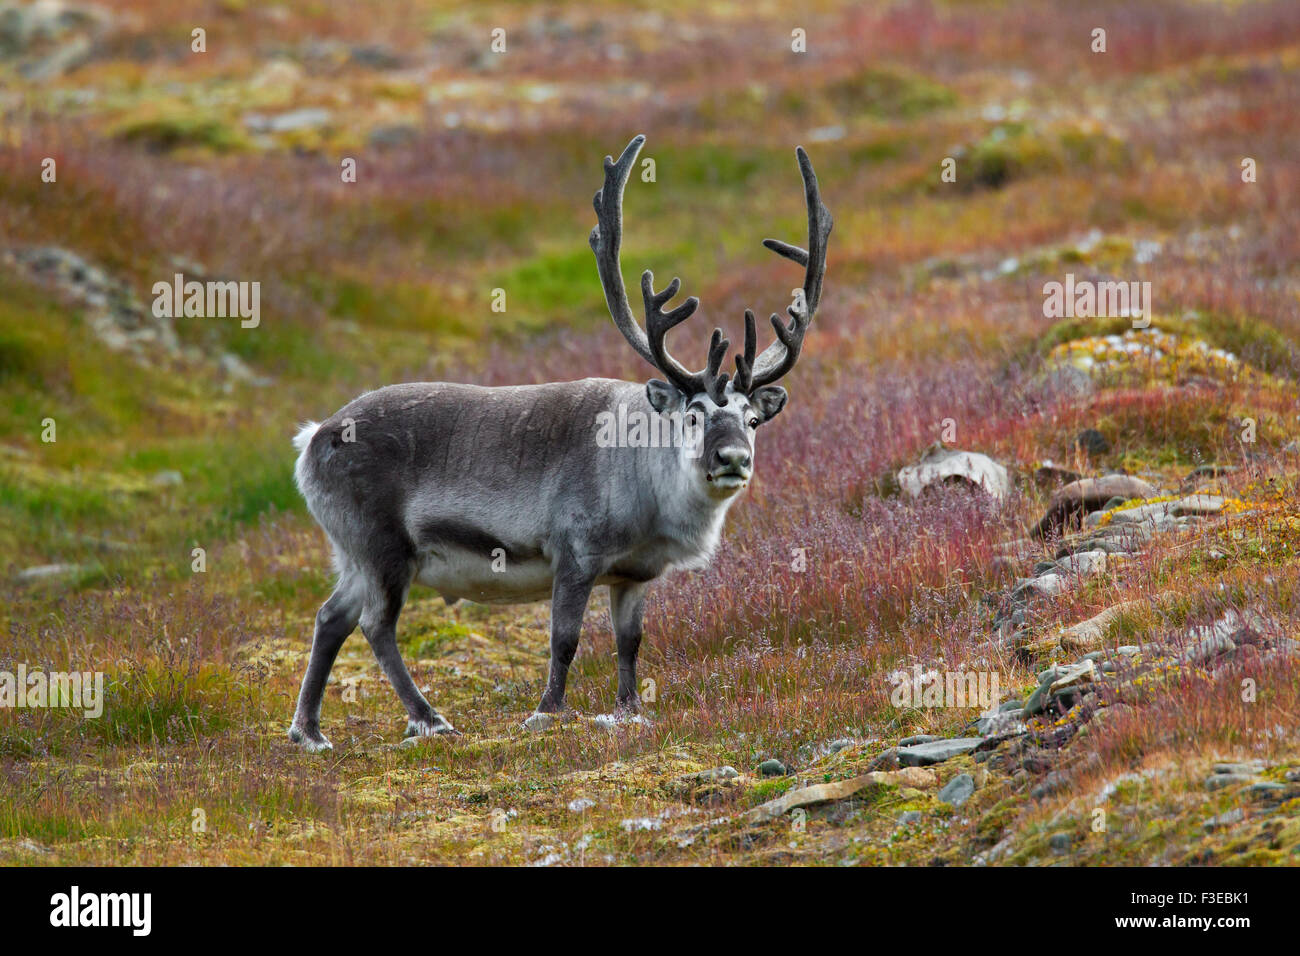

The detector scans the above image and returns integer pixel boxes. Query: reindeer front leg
[536,555,597,715]
[609,581,647,715]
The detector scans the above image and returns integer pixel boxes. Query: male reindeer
[288,135,831,750]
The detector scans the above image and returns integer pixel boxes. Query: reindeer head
[589,135,832,497]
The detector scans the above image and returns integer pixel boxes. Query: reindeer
[287,135,831,750]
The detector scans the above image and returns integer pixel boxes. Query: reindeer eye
[686,412,699,427]
[747,416,760,428]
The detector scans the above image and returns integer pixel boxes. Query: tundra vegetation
[2,0,1300,865]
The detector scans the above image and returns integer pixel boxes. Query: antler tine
[704,328,731,405]
[590,134,658,368]
[748,145,833,391]
[733,309,757,392]
[641,269,712,396]
[591,135,732,402]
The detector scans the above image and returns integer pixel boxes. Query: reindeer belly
[415,548,554,604]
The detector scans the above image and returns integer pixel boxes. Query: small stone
[1180,632,1236,665]
[1014,573,1066,600]
[522,712,557,733]
[16,563,87,582]
[977,710,1026,737]
[1037,666,1064,686]
[1049,660,1096,695]
[1032,770,1072,799]
[1247,782,1285,799]
[757,759,786,777]
[999,699,1024,713]
[690,766,739,783]
[568,798,595,813]
[938,773,975,808]
[1074,429,1110,457]
[896,810,922,826]
[243,107,333,133]
[1049,832,1073,853]
[825,737,861,754]
[899,734,940,747]
[1057,549,1107,578]
[1057,600,1146,652]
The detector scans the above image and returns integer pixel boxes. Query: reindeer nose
[711,446,752,473]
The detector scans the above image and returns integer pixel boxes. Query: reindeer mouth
[706,469,750,490]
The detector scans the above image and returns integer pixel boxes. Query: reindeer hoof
[523,711,558,733]
[288,724,333,754]
[404,714,460,738]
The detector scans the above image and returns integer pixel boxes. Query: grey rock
[1049,832,1072,853]
[757,759,786,777]
[244,107,333,133]
[897,737,983,766]
[368,123,418,149]
[898,734,940,747]
[1213,761,1265,775]
[1247,782,1286,799]
[896,810,922,826]
[1204,773,1254,791]
[977,710,1026,737]
[1012,573,1067,600]
[1172,494,1225,517]
[938,773,975,808]
[897,443,1012,502]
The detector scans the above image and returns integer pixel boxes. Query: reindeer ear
[749,385,788,423]
[645,379,680,413]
